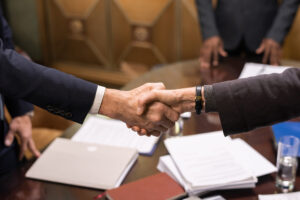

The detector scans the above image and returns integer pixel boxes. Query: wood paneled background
[4,0,300,86]
[38,0,202,86]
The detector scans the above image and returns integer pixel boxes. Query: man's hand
[199,36,227,69]
[256,38,281,66]
[137,88,196,115]
[131,87,196,136]
[98,83,180,136]
[5,115,40,160]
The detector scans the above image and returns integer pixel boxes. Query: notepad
[158,131,277,195]
[26,138,138,189]
[72,116,160,155]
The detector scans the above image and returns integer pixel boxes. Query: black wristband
[195,86,202,115]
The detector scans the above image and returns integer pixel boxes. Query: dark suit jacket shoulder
[213,68,300,135]
[0,43,97,123]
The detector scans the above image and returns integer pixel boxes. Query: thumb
[151,82,166,90]
[5,129,15,146]
[137,90,175,115]
[137,91,159,115]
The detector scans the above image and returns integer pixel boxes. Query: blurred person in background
[195,0,299,76]
[0,3,40,177]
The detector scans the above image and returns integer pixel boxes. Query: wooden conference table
[1,57,300,200]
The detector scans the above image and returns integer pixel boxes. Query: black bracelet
[195,86,202,115]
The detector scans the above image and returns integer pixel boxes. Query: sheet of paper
[239,63,290,79]
[164,131,254,189]
[72,116,159,155]
[259,191,300,200]
[159,133,276,195]
[203,196,226,200]
[230,139,277,177]
[183,195,225,200]
[158,155,255,195]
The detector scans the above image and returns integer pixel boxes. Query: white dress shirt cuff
[89,86,106,114]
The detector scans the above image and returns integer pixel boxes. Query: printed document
[72,116,159,155]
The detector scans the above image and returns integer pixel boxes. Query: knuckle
[153,115,162,123]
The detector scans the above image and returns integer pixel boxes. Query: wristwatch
[195,86,203,115]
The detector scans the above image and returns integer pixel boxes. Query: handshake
[98,83,199,137]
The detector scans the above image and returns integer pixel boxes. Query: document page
[230,139,277,177]
[72,116,159,155]
[259,191,300,200]
[239,63,290,79]
[157,155,255,195]
[164,132,253,189]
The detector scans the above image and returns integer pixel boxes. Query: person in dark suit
[0,6,41,175]
[0,37,179,169]
[195,0,299,69]
[0,7,179,175]
[134,68,300,136]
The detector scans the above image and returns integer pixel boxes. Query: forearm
[98,89,128,121]
[171,86,216,113]
[212,68,300,135]
[0,48,97,123]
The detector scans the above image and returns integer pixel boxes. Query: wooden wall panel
[282,9,300,61]
[152,1,177,63]
[46,0,108,66]
[180,0,202,60]
[43,0,203,71]
[39,0,205,85]
[115,0,172,25]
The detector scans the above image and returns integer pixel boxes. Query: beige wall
[282,9,300,61]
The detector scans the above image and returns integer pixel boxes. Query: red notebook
[106,173,186,200]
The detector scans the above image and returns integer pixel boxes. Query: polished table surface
[1,58,300,200]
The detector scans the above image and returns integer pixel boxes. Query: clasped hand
[99,83,195,137]
[129,87,195,136]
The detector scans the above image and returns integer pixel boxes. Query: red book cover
[106,173,186,200]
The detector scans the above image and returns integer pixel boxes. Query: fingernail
[5,139,11,146]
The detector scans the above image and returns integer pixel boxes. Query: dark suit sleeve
[212,68,300,135]
[0,13,34,117]
[0,43,97,124]
[195,0,219,40]
[266,0,299,44]
[4,97,33,118]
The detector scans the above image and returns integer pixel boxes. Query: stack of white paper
[239,63,290,79]
[259,191,300,200]
[157,131,277,196]
[72,116,160,155]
